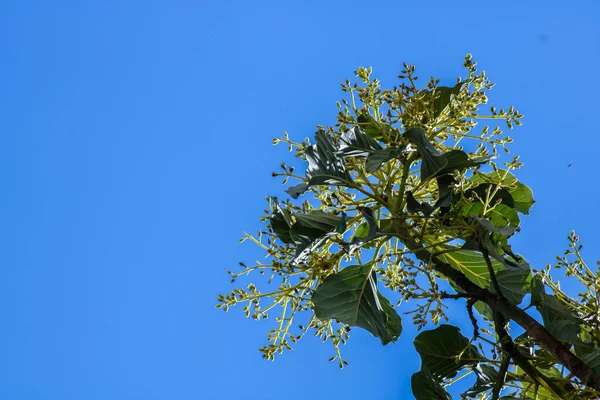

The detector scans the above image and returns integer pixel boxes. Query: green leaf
[428,80,470,119]
[404,128,491,184]
[441,150,493,175]
[494,269,532,305]
[357,113,388,139]
[434,175,454,210]
[406,191,434,216]
[530,277,581,345]
[581,350,600,374]
[437,246,504,289]
[438,246,530,308]
[336,126,382,157]
[270,206,294,244]
[311,263,402,345]
[470,170,535,215]
[336,126,405,173]
[403,127,447,182]
[365,146,405,173]
[474,216,518,237]
[343,207,382,254]
[286,130,354,198]
[465,363,499,397]
[289,210,341,263]
[413,324,482,379]
[411,370,452,400]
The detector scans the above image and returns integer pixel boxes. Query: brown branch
[493,309,567,398]
[392,223,600,391]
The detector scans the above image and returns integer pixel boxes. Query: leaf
[270,206,294,244]
[311,263,402,345]
[494,269,532,305]
[438,246,531,306]
[470,170,535,215]
[428,80,470,119]
[581,350,600,374]
[441,150,493,175]
[356,113,381,138]
[406,191,434,216]
[365,146,406,173]
[336,126,382,157]
[286,130,353,198]
[530,277,581,345]
[342,207,382,254]
[474,216,518,237]
[336,213,347,234]
[437,246,504,289]
[414,325,482,380]
[336,126,405,173]
[403,127,447,182]
[411,370,452,400]
[289,210,341,263]
[465,363,499,397]
[404,128,491,183]
[434,175,454,210]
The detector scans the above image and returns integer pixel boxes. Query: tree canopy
[217,55,600,399]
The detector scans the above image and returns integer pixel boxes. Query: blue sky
[1,1,599,399]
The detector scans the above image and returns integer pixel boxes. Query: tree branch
[392,223,600,391]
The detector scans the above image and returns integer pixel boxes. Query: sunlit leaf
[312,263,402,345]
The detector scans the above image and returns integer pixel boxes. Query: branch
[493,309,567,398]
[392,223,600,391]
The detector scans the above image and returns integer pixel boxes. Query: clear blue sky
[1,1,599,399]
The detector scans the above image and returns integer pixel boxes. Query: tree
[217,55,600,399]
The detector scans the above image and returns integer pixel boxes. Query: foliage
[217,55,600,399]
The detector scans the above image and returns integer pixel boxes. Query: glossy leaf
[289,210,341,263]
[343,207,382,254]
[286,130,353,198]
[413,324,482,379]
[336,126,382,157]
[270,206,294,244]
[403,127,447,182]
[311,263,402,345]
[365,146,405,173]
[470,170,535,215]
[465,364,499,397]
[411,370,452,400]
[406,191,434,216]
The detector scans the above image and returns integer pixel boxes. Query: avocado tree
[217,55,600,399]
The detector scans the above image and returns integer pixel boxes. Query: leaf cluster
[217,55,600,399]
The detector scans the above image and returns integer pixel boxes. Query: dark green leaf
[465,363,499,397]
[581,350,600,374]
[434,175,454,210]
[289,210,341,263]
[343,207,382,254]
[270,206,294,244]
[357,113,385,139]
[403,127,447,182]
[494,269,532,305]
[285,183,309,199]
[470,170,535,215]
[474,217,518,237]
[411,370,452,400]
[428,80,470,119]
[406,191,434,216]
[441,150,493,175]
[312,263,402,345]
[413,324,482,379]
[336,213,347,234]
[336,126,382,157]
[365,146,406,173]
[286,130,353,198]
[437,246,504,289]
[438,245,531,307]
